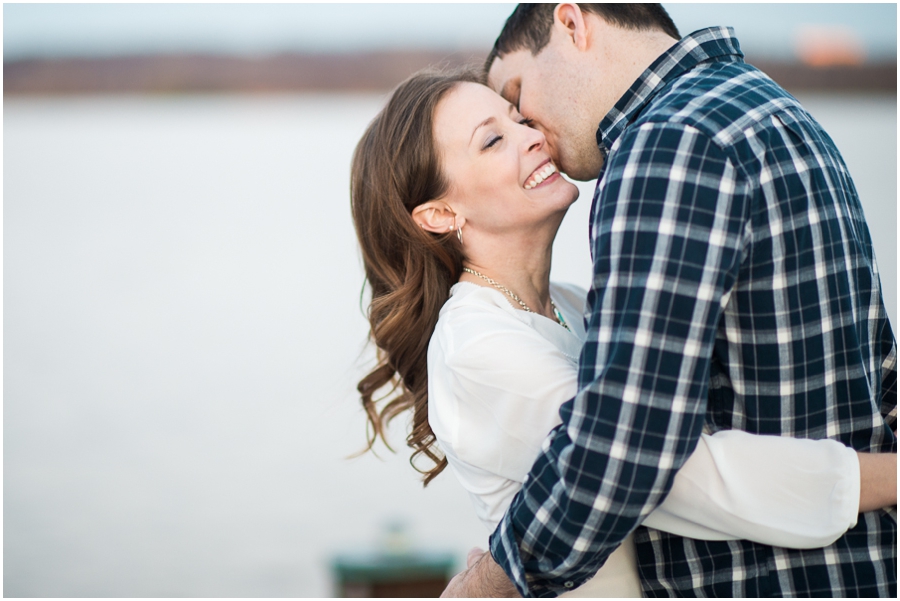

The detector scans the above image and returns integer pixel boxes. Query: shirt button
[564,581,574,589]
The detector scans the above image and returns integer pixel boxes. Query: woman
[350,69,896,596]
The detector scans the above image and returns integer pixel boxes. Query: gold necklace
[462,267,571,332]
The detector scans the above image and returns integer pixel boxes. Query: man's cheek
[544,139,561,165]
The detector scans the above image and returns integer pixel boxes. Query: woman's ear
[412,201,464,234]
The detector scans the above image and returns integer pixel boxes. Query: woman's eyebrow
[470,117,496,144]
[469,105,518,144]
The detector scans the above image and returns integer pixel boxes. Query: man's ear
[411,201,464,234]
[554,4,590,51]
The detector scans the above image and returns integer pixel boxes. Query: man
[443,4,896,597]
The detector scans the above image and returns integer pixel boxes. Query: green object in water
[331,550,456,584]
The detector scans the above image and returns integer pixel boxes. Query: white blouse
[427,281,860,598]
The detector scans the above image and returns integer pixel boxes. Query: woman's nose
[523,124,545,153]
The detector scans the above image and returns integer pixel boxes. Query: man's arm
[443,445,896,598]
[441,548,519,598]
[472,123,752,597]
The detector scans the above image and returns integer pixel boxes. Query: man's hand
[441,547,521,598]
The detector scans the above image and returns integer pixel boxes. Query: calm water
[4,92,896,597]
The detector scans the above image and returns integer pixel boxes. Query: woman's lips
[524,161,558,189]
[531,170,560,189]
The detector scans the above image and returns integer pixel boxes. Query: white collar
[449,281,584,361]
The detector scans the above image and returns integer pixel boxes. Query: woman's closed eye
[483,134,503,150]
[482,118,537,150]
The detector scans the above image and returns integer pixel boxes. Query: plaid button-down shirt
[489,27,897,598]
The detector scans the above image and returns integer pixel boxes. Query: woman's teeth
[524,163,557,189]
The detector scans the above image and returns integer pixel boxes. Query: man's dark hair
[485,4,680,73]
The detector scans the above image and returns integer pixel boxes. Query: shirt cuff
[489,513,590,598]
[489,513,532,597]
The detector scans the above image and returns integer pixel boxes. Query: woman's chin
[553,180,581,209]
[565,181,580,204]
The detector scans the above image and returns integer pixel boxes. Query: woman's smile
[524,161,559,190]
[429,81,579,233]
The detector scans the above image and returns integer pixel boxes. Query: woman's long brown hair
[350,68,481,485]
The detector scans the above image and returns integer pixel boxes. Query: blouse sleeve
[429,296,580,530]
[644,429,861,548]
[437,307,575,476]
[432,289,861,546]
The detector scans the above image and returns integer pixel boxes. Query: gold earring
[457,224,463,244]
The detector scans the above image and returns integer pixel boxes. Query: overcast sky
[4,3,897,62]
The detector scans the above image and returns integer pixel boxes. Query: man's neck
[587,23,680,125]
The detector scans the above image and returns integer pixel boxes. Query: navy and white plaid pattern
[490,27,896,597]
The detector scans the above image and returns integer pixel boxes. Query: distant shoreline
[4,50,896,96]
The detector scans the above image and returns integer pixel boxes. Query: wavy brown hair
[351,68,482,485]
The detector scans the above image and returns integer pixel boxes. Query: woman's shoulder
[442,281,587,318]
[431,280,587,362]
[438,282,529,326]
[432,282,536,356]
